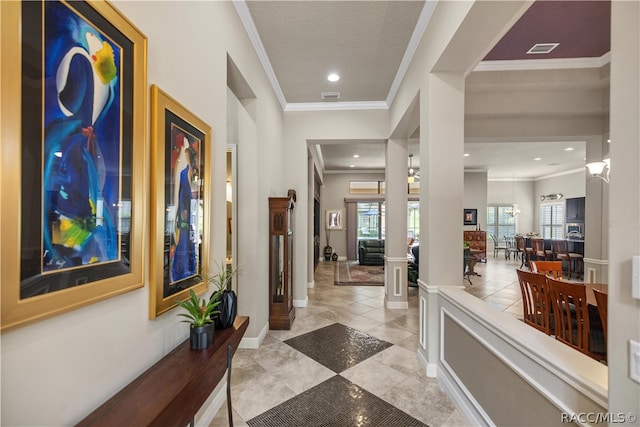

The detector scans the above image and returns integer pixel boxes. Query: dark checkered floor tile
[283,323,393,373]
[246,375,428,427]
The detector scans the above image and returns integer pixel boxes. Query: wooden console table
[77,316,249,427]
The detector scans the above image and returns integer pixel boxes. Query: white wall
[487,179,535,235]
[1,2,283,425]
[463,171,488,232]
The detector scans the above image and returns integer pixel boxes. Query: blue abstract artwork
[42,1,122,273]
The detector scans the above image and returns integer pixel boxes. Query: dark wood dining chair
[515,236,533,268]
[547,277,606,362]
[530,260,563,280]
[516,269,554,335]
[592,288,608,345]
[551,239,583,279]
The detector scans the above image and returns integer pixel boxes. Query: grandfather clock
[268,190,296,329]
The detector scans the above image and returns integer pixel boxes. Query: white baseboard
[386,300,409,309]
[239,321,268,349]
[307,280,315,288]
[293,296,308,307]
[438,366,490,427]
[416,349,437,377]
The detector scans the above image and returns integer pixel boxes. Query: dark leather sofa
[358,239,385,265]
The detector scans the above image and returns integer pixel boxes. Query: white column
[608,0,640,415]
[584,135,608,283]
[385,139,409,309]
[417,72,466,377]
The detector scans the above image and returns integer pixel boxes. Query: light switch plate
[631,340,640,384]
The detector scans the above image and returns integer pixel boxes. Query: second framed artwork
[150,85,212,319]
[463,208,478,226]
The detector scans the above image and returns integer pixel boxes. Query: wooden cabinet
[464,230,487,260]
[268,191,296,330]
[565,197,585,222]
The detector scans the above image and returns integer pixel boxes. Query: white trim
[239,321,268,349]
[293,296,308,307]
[285,101,388,112]
[438,288,608,408]
[437,361,492,427]
[386,0,437,106]
[393,266,401,296]
[474,52,611,72]
[583,258,609,266]
[386,256,409,263]
[386,300,409,310]
[416,347,437,377]
[307,280,315,289]
[232,1,286,109]
[419,295,426,349]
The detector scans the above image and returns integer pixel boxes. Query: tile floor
[210,255,524,427]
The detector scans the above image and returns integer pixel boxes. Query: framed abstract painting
[0,0,147,330]
[149,85,211,319]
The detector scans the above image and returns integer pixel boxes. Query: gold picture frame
[0,0,147,331]
[149,85,211,319]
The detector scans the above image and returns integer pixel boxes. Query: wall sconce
[586,158,610,183]
[226,181,233,202]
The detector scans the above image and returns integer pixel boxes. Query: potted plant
[206,260,240,329]
[323,229,332,260]
[176,288,222,349]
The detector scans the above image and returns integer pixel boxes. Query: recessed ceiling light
[349,164,355,168]
[463,153,470,157]
[353,154,359,158]
[327,73,340,82]
[534,157,542,161]
[564,147,574,151]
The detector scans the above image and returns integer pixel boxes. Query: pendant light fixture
[407,154,418,184]
[506,174,520,217]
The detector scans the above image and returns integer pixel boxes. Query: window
[356,202,385,239]
[540,202,564,239]
[486,205,516,240]
[407,201,420,242]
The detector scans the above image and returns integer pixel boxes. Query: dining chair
[592,288,608,345]
[531,238,546,261]
[530,260,563,280]
[515,236,533,268]
[551,240,583,279]
[547,277,606,362]
[490,234,507,258]
[516,269,554,335]
[504,236,518,260]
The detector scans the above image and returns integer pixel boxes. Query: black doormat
[246,375,428,427]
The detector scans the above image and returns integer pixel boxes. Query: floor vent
[527,43,559,54]
[321,91,340,100]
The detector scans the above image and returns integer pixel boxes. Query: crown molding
[386,0,438,106]
[233,0,286,109]
[473,52,611,72]
[285,101,388,112]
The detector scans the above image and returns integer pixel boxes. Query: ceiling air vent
[526,43,559,54]
[321,91,340,100]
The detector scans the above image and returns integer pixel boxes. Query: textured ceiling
[246,0,424,103]
[241,0,610,179]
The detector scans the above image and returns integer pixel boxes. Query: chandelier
[506,175,520,217]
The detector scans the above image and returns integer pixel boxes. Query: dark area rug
[334,261,384,286]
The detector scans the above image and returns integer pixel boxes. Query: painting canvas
[42,1,123,274]
[150,85,211,319]
[1,0,147,330]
